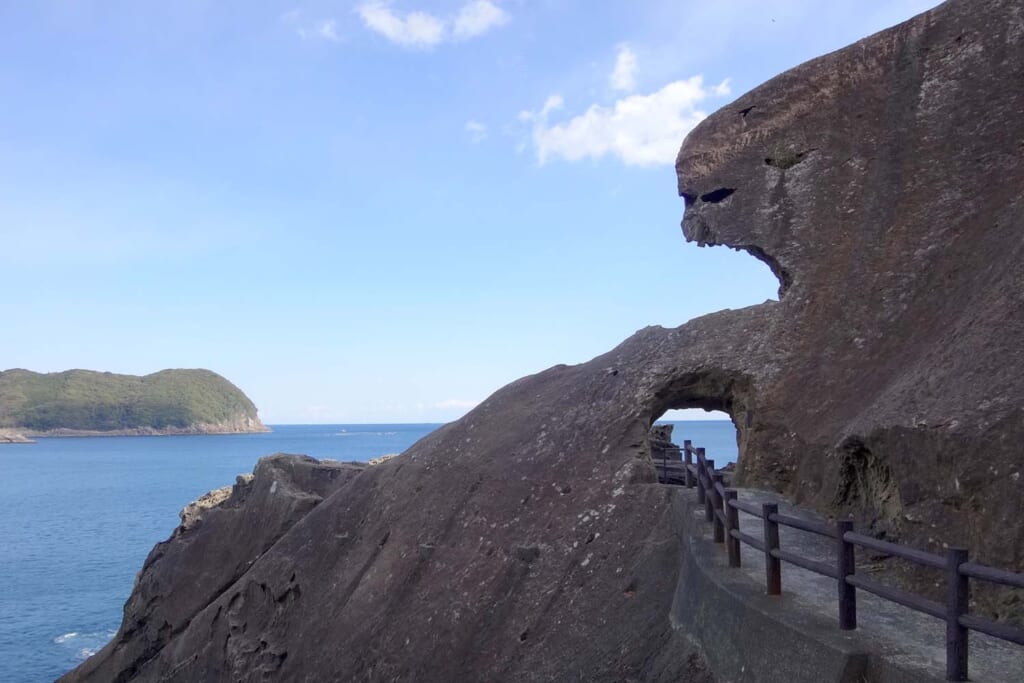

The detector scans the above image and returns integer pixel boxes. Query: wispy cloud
[435,399,478,410]
[356,1,509,49]
[465,119,488,143]
[609,43,638,93]
[520,45,731,167]
[282,10,342,42]
[317,19,341,42]
[356,2,445,48]
[453,0,510,40]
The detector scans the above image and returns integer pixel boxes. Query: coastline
[0,422,271,442]
[23,424,272,439]
[0,429,35,444]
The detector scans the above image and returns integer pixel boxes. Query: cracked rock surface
[64,0,1023,680]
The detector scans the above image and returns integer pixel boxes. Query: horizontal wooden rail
[770,512,836,539]
[844,531,945,569]
[667,437,1024,682]
[959,614,1024,645]
[730,528,765,552]
[772,548,838,580]
[845,574,946,619]
[959,562,1024,588]
[727,498,765,517]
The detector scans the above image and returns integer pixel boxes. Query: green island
[0,368,268,440]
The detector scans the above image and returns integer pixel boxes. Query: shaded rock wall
[675,0,1024,613]
[66,0,1024,680]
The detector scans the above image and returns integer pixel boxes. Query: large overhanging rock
[676,0,1024,590]
[64,0,1023,680]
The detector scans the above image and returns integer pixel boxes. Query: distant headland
[0,368,269,441]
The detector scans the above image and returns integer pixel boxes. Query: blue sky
[0,0,941,424]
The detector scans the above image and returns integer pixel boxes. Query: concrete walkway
[672,485,1024,682]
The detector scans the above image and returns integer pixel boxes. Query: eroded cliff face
[65,0,1023,680]
[65,455,365,683]
[675,0,1024,606]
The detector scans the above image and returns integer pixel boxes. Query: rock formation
[66,455,365,682]
[675,0,1024,615]
[0,428,33,443]
[649,424,680,460]
[64,0,1024,680]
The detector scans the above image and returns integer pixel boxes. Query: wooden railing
[657,440,1024,682]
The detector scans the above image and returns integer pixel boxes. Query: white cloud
[357,2,445,48]
[356,1,509,49]
[610,44,638,93]
[453,0,510,40]
[435,399,478,410]
[522,76,731,166]
[465,120,487,143]
[282,10,341,42]
[518,94,563,122]
[317,19,340,42]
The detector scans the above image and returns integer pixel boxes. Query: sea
[0,420,735,682]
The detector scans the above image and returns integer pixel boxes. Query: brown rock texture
[675,0,1024,614]
[64,455,365,683]
[64,0,1023,680]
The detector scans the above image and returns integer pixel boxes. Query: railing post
[683,440,693,488]
[704,459,716,523]
[836,519,856,630]
[945,547,969,682]
[712,473,725,543]
[762,503,781,595]
[725,489,740,567]
[695,452,706,504]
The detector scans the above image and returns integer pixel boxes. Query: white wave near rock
[54,630,117,661]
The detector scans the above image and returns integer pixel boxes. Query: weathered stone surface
[61,455,364,683]
[64,0,1024,680]
[675,0,1024,615]
[368,452,401,466]
[177,484,233,533]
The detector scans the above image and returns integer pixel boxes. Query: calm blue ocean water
[0,420,735,682]
[658,419,738,464]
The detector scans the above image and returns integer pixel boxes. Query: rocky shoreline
[24,421,271,438]
[0,422,270,444]
[0,429,34,444]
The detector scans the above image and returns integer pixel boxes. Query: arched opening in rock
[640,368,752,475]
[655,409,738,464]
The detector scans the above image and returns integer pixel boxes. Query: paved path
[682,485,1024,682]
